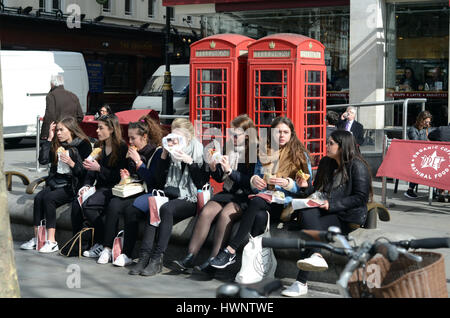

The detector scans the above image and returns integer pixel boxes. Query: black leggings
[140,199,197,258]
[103,196,137,249]
[33,186,73,229]
[294,207,351,284]
[228,197,282,251]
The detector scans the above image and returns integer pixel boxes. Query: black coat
[306,156,371,226]
[84,142,128,189]
[211,162,255,196]
[428,125,450,142]
[337,119,365,146]
[39,138,92,195]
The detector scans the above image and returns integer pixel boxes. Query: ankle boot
[171,253,195,272]
[128,252,151,275]
[141,255,163,276]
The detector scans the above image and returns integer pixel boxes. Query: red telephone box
[247,33,327,166]
[190,34,255,148]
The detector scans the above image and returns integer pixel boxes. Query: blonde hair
[171,118,194,140]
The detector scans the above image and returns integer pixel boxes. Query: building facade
[1,0,200,113]
[164,0,450,139]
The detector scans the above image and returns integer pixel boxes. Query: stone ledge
[8,191,408,284]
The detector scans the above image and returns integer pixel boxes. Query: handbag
[59,227,95,257]
[148,190,169,227]
[112,230,124,263]
[197,183,212,213]
[235,211,277,284]
[47,174,70,190]
[36,220,47,251]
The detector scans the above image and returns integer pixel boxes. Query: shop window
[102,0,111,13]
[385,2,449,127]
[103,57,132,90]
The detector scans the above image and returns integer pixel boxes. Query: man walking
[41,74,84,140]
[337,106,364,146]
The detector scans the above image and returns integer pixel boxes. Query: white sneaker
[83,243,104,258]
[20,237,37,250]
[97,248,112,264]
[297,253,329,272]
[281,281,308,297]
[38,241,59,253]
[113,254,133,267]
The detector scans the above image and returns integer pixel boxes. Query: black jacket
[337,119,365,146]
[39,138,92,195]
[84,142,128,189]
[306,156,371,226]
[211,162,255,196]
[428,125,450,142]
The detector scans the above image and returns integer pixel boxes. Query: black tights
[228,197,282,251]
[34,186,73,229]
[294,207,351,284]
[188,200,242,259]
[140,199,197,258]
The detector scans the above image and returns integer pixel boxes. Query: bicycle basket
[348,251,448,298]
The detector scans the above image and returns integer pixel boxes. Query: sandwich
[56,146,66,154]
[296,169,310,181]
[88,147,102,161]
[126,145,138,158]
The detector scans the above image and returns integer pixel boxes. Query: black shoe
[193,258,216,275]
[171,253,195,272]
[128,252,151,275]
[210,249,236,269]
[404,189,418,199]
[140,255,163,277]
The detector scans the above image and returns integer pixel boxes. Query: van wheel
[5,138,23,145]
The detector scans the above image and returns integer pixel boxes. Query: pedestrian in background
[337,106,365,147]
[41,74,84,140]
[326,110,339,139]
[404,110,432,199]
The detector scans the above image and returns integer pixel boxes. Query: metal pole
[381,134,387,206]
[29,116,45,172]
[402,99,409,140]
[162,6,174,123]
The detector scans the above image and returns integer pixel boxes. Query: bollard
[29,115,46,172]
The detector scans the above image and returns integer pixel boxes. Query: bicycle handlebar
[261,237,348,256]
[371,241,399,262]
[394,237,450,250]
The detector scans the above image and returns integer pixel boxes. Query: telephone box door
[191,64,231,149]
[248,64,293,133]
[300,65,327,166]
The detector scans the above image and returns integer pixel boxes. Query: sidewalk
[5,141,450,297]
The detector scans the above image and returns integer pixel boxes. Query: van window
[140,75,189,97]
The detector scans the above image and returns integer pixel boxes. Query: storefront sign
[195,50,230,57]
[377,139,450,190]
[387,92,448,99]
[300,51,322,59]
[86,61,103,93]
[254,50,291,58]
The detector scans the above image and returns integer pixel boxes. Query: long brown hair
[268,116,310,177]
[50,117,90,164]
[97,114,124,166]
[415,110,432,130]
[229,114,258,167]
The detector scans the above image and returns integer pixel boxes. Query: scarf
[260,145,299,179]
[164,137,204,203]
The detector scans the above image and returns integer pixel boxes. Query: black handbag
[47,175,70,190]
[163,186,180,199]
[59,227,94,257]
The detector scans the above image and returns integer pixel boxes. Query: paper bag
[148,190,169,227]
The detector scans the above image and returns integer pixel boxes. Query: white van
[132,64,190,115]
[0,50,89,142]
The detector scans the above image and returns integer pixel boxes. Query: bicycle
[216,227,450,298]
